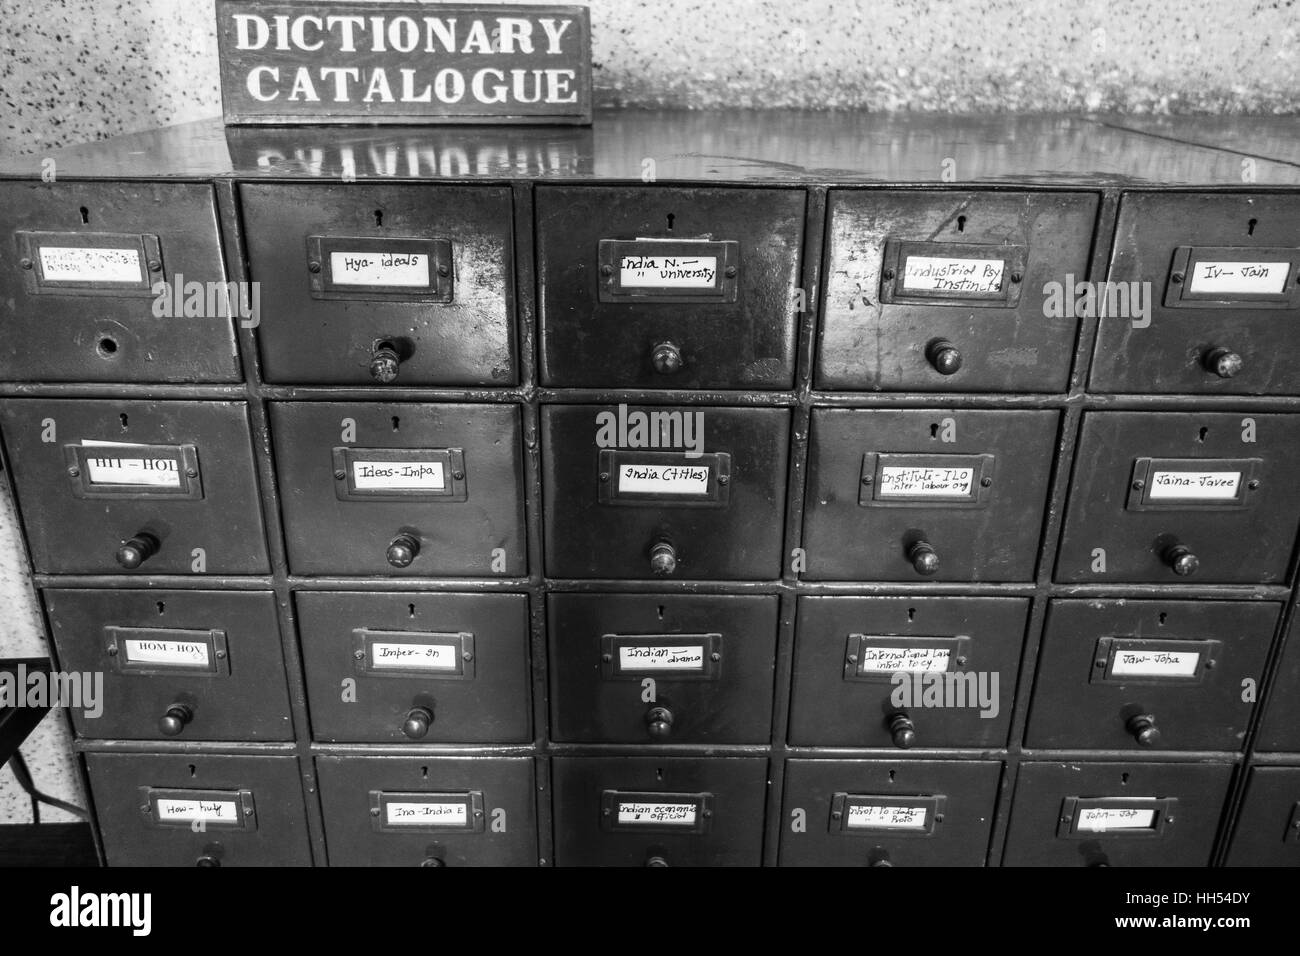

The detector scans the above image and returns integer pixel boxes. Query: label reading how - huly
[878,466,976,498]
[369,642,458,671]
[620,255,718,289]
[1111,650,1200,678]
[618,463,710,495]
[352,460,446,491]
[39,246,143,284]
[330,251,431,287]
[81,441,182,488]
[902,256,1004,294]
[123,639,211,668]
[1188,261,1290,296]
[617,802,697,826]
[1147,470,1241,501]
[155,798,237,824]
[385,802,468,827]
[845,804,929,830]
[858,646,952,674]
[1076,807,1157,831]
[617,645,706,672]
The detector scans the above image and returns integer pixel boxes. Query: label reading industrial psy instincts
[878,466,976,499]
[369,641,459,672]
[329,251,431,288]
[1076,807,1157,832]
[620,255,718,289]
[154,798,239,825]
[82,441,183,488]
[38,246,144,284]
[617,645,706,672]
[351,460,446,491]
[617,802,697,826]
[845,804,929,830]
[384,802,468,827]
[1147,470,1241,501]
[901,256,1004,294]
[1110,650,1201,678]
[123,639,211,669]
[617,463,710,495]
[1188,261,1290,296]
[857,646,952,674]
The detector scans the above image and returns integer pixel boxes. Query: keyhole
[1158,612,1167,626]
[374,209,384,228]
[408,603,416,617]
[156,601,165,615]
[907,607,916,622]
[657,604,665,621]
[956,215,967,233]
[1121,772,1129,786]
[888,769,896,782]
[930,423,940,439]
[655,767,664,782]
[391,416,400,431]
[421,766,428,779]
[119,413,129,430]
[666,213,675,231]
[79,206,89,225]
[188,764,197,778]
[1198,426,1209,443]
[1248,218,1257,236]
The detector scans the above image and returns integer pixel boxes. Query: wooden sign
[216,1,592,125]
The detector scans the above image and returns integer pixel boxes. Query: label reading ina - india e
[123,639,210,668]
[385,802,467,826]
[352,460,445,491]
[39,246,143,284]
[330,251,430,287]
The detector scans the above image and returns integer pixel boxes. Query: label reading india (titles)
[370,642,458,671]
[878,466,975,498]
[846,804,929,830]
[155,798,237,824]
[385,802,467,826]
[1147,470,1241,501]
[858,646,951,674]
[330,251,431,288]
[39,246,143,284]
[618,463,709,495]
[620,255,718,289]
[618,645,705,672]
[124,639,211,668]
[617,802,697,826]
[1111,650,1200,678]
[902,256,1004,294]
[1076,807,1156,831]
[352,460,445,491]
[1188,261,1290,296]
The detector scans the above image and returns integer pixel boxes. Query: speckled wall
[0,0,1296,826]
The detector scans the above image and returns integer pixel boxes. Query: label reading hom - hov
[123,639,211,669]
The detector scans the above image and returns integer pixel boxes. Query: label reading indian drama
[124,639,211,668]
[617,802,697,826]
[1076,807,1156,831]
[1188,261,1290,296]
[82,441,182,488]
[858,646,952,674]
[846,804,929,830]
[902,256,1004,294]
[385,802,467,826]
[1111,650,1200,678]
[878,466,975,498]
[352,460,445,491]
[39,246,143,284]
[329,251,430,287]
[620,255,718,289]
[617,645,705,672]
[618,463,710,495]
[1147,470,1241,501]
[155,798,238,824]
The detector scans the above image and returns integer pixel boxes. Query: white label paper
[1147,470,1241,501]
[83,449,182,488]
[858,646,952,674]
[620,255,718,289]
[1076,807,1157,832]
[878,466,976,498]
[123,639,211,668]
[155,798,238,824]
[39,246,143,284]
[902,256,1004,294]
[1188,261,1289,296]
[1111,649,1200,678]
[385,802,468,826]
[617,645,706,672]
[618,463,710,495]
[330,251,430,287]
[351,460,445,491]
[369,641,458,671]
[845,804,929,830]
[617,802,697,826]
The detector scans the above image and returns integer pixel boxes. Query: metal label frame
[332,447,467,503]
[597,238,740,304]
[829,793,945,837]
[104,626,230,678]
[352,628,475,680]
[859,452,995,508]
[1125,457,1261,512]
[140,787,256,830]
[597,449,731,508]
[1058,796,1176,839]
[600,632,722,681]
[844,634,971,682]
[601,790,713,834]
[307,236,454,302]
[369,790,485,834]
[1163,245,1300,310]
[17,230,162,297]
[64,442,203,501]
[879,239,1027,308]
[1090,636,1219,686]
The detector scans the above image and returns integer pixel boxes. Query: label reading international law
[617,802,697,826]
[620,255,718,289]
[901,256,1004,294]
[1188,261,1290,296]
[1076,807,1157,832]
[123,639,211,669]
[369,641,458,671]
[617,463,710,495]
[845,804,929,830]
[878,466,976,498]
[617,645,706,672]
[858,646,952,674]
[351,460,446,491]
[154,799,238,824]
[1147,470,1241,501]
[38,246,143,284]
[329,251,430,287]
[1111,650,1201,678]
[385,802,468,826]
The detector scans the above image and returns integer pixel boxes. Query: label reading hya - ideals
[902,256,1004,294]
[617,802,697,826]
[369,641,459,671]
[1147,470,1241,501]
[351,460,446,491]
[858,646,952,674]
[878,466,975,499]
[1076,807,1157,832]
[82,441,183,488]
[385,801,468,826]
[123,639,211,669]
[618,463,710,496]
[617,644,706,672]
[845,804,930,830]
[329,251,430,287]
[155,798,239,825]
[1111,649,1201,678]
[1188,261,1290,296]
[38,246,143,284]
[620,255,718,289]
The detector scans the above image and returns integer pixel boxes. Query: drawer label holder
[370,790,485,833]
[598,239,740,304]
[830,793,945,836]
[17,231,163,296]
[353,628,475,680]
[844,634,971,681]
[860,453,995,507]
[1126,457,1261,511]
[600,633,722,680]
[880,240,1028,308]
[1091,637,1219,685]
[307,236,453,302]
[332,447,467,502]
[104,626,230,677]
[1058,797,1176,838]
[1164,246,1300,309]
[598,449,731,507]
[140,787,256,830]
[65,441,203,500]
[601,790,713,833]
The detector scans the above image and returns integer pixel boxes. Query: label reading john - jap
[846,804,929,830]
[878,466,975,498]
[1111,650,1200,678]
[902,256,1004,294]
[124,639,211,668]
[858,646,951,674]
[369,641,458,671]
[1188,261,1290,296]
[155,798,238,824]
[1076,807,1156,831]
[620,255,718,289]
[352,460,446,491]
[329,251,430,287]
[618,645,706,672]
[39,246,143,284]
[385,802,468,826]
[618,463,709,496]
[1147,470,1241,501]
[617,802,697,826]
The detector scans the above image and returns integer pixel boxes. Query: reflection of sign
[1077,807,1156,831]
[846,804,929,830]
[39,247,142,283]
[1188,261,1289,296]
[902,256,1004,294]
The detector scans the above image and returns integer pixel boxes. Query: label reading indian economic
[858,646,952,674]
[845,804,929,830]
[618,463,710,495]
[385,801,468,826]
[329,251,431,287]
[617,645,706,672]
[123,639,211,668]
[369,641,458,671]
[1076,807,1157,831]
[878,466,976,498]
[620,255,718,289]
[155,798,238,824]
[1111,649,1200,678]
[1188,261,1290,296]
[1147,470,1241,501]
[351,460,446,491]
[617,802,697,826]
[901,256,1004,294]
[39,246,143,284]
[82,441,183,488]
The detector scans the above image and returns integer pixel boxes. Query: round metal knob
[649,540,677,576]
[908,540,940,576]
[420,856,446,868]
[1164,544,1198,577]
[870,858,894,867]
[387,533,421,569]
[158,702,193,737]
[1126,713,1162,747]
[888,712,917,749]
[645,855,670,868]
[402,705,434,740]
[195,855,221,868]
[652,341,683,375]
[115,532,160,570]
[370,343,402,383]
[926,339,962,375]
[646,705,674,740]
[868,847,892,867]
[1204,347,1243,379]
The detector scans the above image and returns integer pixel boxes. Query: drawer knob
[652,341,683,375]
[115,531,160,570]
[1126,712,1162,747]
[646,705,674,740]
[402,704,435,739]
[868,847,893,867]
[369,342,402,383]
[158,701,194,737]
[907,540,940,576]
[888,711,917,749]
[195,844,223,868]
[1203,347,1243,379]
[420,856,446,868]
[386,533,421,569]
[649,538,678,576]
[926,339,963,376]
[1164,543,1199,577]
[645,850,670,868]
